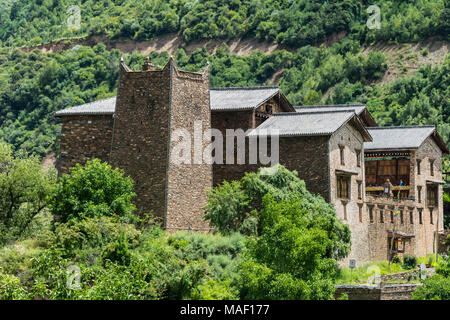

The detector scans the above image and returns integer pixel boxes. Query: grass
[336,260,407,285]
[417,254,440,268]
[337,255,445,285]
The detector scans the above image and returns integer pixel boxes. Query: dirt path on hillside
[22,33,288,56]
[364,38,449,84]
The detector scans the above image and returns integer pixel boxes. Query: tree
[50,159,137,223]
[0,141,56,245]
[205,165,351,258]
[238,192,351,300]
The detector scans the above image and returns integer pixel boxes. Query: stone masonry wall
[412,136,444,257]
[210,95,288,187]
[211,110,255,186]
[329,123,369,264]
[109,63,172,220]
[57,115,114,174]
[366,197,417,261]
[165,63,212,230]
[278,136,330,201]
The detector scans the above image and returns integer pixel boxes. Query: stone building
[55,58,448,263]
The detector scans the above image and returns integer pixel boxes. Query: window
[359,205,363,223]
[339,145,345,165]
[419,209,423,224]
[430,159,435,176]
[357,181,362,199]
[410,210,414,224]
[369,206,374,223]
[356,149,361,167]
[390,210,394,223]
[400,210,404,224]
[379,209,384,223]
[337,175,350,199]
[427,185,438,207]
[417,159,421,175]
[430,209,433,225]
[418,186,422,203]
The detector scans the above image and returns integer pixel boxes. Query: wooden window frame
[356,149,361,168]
[337,175,350,200]
[339,145,345,166]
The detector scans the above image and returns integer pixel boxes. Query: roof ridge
[294,104,365,108]
[83,96,116,104]
[368,125,436,130]
[274,110,356,116]
[210,86,279,91]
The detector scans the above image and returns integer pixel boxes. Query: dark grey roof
[364,126,437,150]
[54,97,116,116]
[335,169,359,175]
[55,87,281,116]
[426,179,446,185]
[247,110,357,137]
[294,104,366,115]
[210,86,280,111]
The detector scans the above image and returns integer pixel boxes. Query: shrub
[412,275,450,300]
[0,272,29,300]
[50,159,137,223]
[52,217,141,258]
[191,278,239,300]
[403,254,418,270]
[238,192,350,300]
[101,235,132,266]
[391,254,402,264]
[0,141,56,245]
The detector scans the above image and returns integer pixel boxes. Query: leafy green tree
[205,165,351,260]
[0,141,56,245]
[50,159,137,223]
[238,192,350,299]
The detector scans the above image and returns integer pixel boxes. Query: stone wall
[165,63,212,230]
[329,122,369,263]
[211,109,255,186]
[335,284,423,300]
[109,62,172,220]
[211,95,288,187]
[56,114,114,174]
[412,136,444,257]
[366,197,417,260]
[278,136,330,201]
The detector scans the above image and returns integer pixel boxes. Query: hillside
[0,0,448,171]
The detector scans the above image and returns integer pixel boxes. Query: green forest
[0,0,449,301]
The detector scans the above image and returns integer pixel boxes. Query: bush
[101,235,132,266]
[0,272,29,300]
[403,254,418,270]
[50,159,137,223]
[391,254,402,264]
[238,192,351,300]
[0,141,56,245]
[412,275,450,300]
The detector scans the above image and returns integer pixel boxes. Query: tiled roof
[364,126,437,150]
[210,86,280,111]
[55,87,282,116]
[247,110,360,137]
[54,97,116,116]
[294,104,366,115]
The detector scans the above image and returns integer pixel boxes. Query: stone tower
[109,57,212,231]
